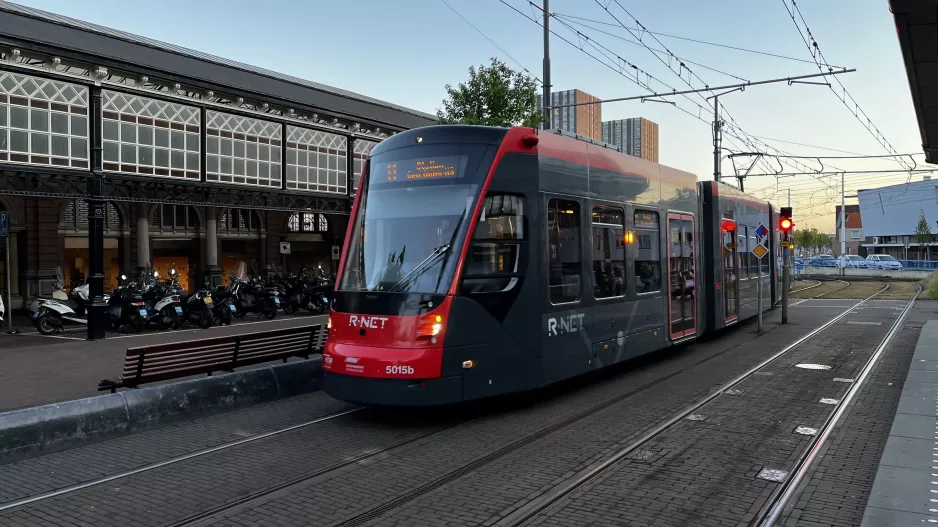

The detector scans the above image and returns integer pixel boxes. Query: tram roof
[0,0,436,131]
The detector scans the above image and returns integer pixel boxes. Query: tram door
[721,219,739,323]
[667,213,696,339]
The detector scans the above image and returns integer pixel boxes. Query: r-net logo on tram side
[547,313,585,337]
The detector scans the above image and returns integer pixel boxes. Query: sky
[12,0,929,232]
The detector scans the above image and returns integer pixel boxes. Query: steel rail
[493,283,890,527]
[0,407,363,512]
[757,284,922,526]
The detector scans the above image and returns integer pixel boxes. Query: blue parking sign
[0,211,8,237]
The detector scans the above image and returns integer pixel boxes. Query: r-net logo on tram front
[348,315,389,329]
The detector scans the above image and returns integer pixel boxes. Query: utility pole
[840,172,846,258]
[541,0,551,130]
[87,86,106,340]
[712,95,721,183]
[706,87,742,185]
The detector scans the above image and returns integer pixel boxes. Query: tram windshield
[339,143,494,294]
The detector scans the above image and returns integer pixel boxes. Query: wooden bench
[98,324,326,392]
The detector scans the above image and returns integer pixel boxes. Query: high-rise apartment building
[536,89,602,141]
[601,118,659,163]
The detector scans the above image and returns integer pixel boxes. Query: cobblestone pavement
[0,298,918,527]
[523,300,916,527]
[0,314,325,412]
[775,300,938,527]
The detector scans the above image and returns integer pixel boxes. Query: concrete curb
[0,357,323,461]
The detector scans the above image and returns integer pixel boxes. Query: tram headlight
[416,313,445,339]
[327,316,331,330]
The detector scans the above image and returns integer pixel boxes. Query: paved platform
[0,301,898,527]
[0,314,325,412]
[860,314,938,526]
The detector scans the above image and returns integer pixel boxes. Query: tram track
[0,408,365,512]
[0,303,807,525]
[481,282,918,527]
[172,288,904,527]
[756,283,923,526]
[788,280,821,294]
[808,279,851,299]
[1,285,906,527]
[167,326,773,527]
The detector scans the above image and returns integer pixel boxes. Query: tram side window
[591,205,625,298]
[633,210,662,294]
[547,198,581,304]
[461,194,525,294]
[738,227,750,279]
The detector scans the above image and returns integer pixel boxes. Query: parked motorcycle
[107,273,147,333]
[307,265,334,314]
[211,284,236,325]
[181,279,215,329]
[228,262,279,319]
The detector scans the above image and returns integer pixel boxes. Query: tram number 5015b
[386,365,415,375]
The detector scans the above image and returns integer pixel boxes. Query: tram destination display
[379,156,465,183]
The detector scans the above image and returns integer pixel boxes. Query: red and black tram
[323,125,781,406]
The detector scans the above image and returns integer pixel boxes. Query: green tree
[437,58,543,128]
[793,227,829,255]
[793,228,812,254]
[915,209,932,260]
[812,231,832,253]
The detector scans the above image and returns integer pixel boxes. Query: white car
[866,254,903,270]
[838,255,868,269]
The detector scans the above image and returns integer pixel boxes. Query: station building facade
[0,3,435,307]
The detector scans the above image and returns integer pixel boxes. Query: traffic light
[779,207,794,240]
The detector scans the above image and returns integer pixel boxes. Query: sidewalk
[0,315,325,412]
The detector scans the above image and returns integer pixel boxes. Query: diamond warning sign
[751,243,768,259]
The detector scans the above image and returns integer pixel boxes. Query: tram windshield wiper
[387,244,452,292]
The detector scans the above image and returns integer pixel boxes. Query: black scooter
[181,280,215,329]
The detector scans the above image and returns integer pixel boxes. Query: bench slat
[99,324,326,391]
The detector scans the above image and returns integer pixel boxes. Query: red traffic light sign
[779,218,793,231]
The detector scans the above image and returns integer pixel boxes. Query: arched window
[219,207,262,234]
[287,212,329,233]
[60,199,121,233]
[150,204,199,233]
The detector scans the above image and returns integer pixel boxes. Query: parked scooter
[107,273,147,332]
[29,267,108,335]
[181,279,215,329]
[140,268,183,330]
